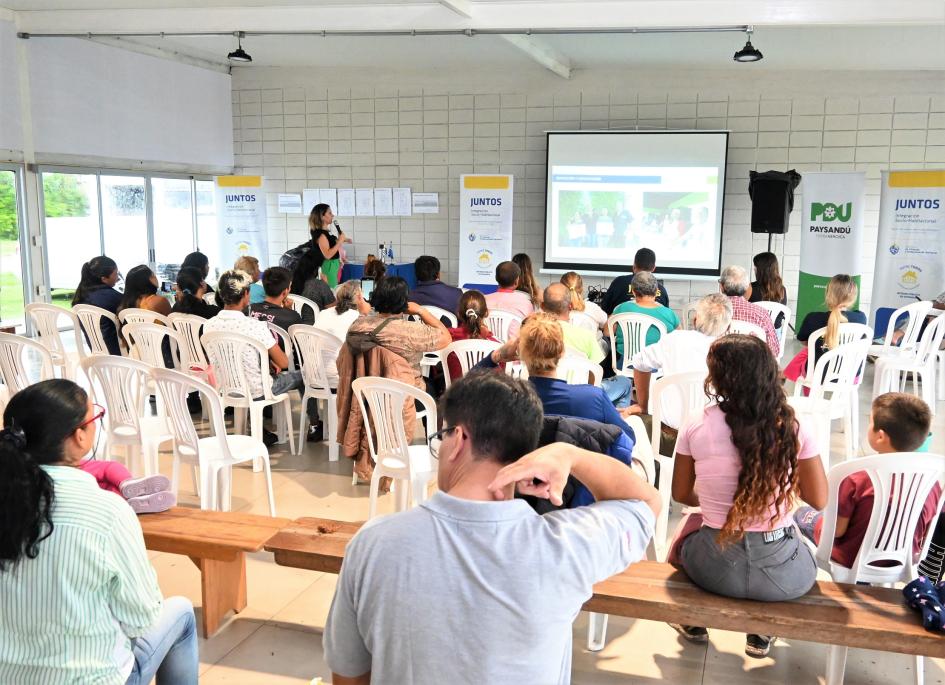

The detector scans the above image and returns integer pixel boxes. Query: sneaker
[668,623,709,644]
[127,490,176,514]
[120,474,171,500]
[745,634,777,658]
[262,429,279,448]
[307,421,324,443]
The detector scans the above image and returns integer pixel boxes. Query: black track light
[733,27,763,63]
[227,32,252,63]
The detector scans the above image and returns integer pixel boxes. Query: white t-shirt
[582,300,608,327]
[203,310,275,397]
[313,307,361,343]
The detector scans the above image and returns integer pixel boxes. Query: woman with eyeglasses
[0,379,197,684]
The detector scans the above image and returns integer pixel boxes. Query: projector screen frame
[542,129,730,278]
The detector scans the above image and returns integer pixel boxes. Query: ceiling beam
[438,0,472,19]
[501,34,571,79]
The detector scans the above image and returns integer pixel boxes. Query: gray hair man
[719,265,780,356]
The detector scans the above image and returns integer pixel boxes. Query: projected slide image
[558,191,634,249]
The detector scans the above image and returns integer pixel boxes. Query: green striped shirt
[0,465,163,684]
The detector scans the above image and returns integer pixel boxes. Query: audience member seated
[314,280,371,342]
[623,293,732,445]
[669,334,827,658]
[72,255,123,355]
[234,255,265,304]
[719,264,779,357]
[290,251,336,324]
[602,247,670,314]
[171,267,220,319]
[363,254,386,282]
[409,255,462,314]
[795,392,936,569]
[748,251,788,328]
[612,271,680,361]
[561,271,607,332]
[323,371,660,684]
[249,267,302,333]
[484,260,535,325]
[785,273,866,383]
[181,251,213,293]
[118,264,172,319]
[0,380,198,684]
[513,252,544,310]
[204,270,320,446]
[446,290,499,381]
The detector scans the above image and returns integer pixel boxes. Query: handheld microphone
[333,220,342,233]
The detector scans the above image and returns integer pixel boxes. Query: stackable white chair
[415,308,458,378]
[729,319,766,340]
[756,301,793,361]
[423,305,458,327]
[151,367,276,516]
[441,339,502,387]
[607,313,667,377]
[680,300,699,331]
[117,308,171,327]
[123,322,183,370]
[80,356,172,477]
[168,313,210,371]
[73,304,121,358]
[815,453,945,685]
[286,294,320,323]
[569,310,599,333]
[290,325,342,460]
[557,357,604,386]
[266,323,296,372]
[351,377,438,520]
[201,331,295,468]
[789,339,871,463]
[869,300,933,360]
[484,309,522,343]
[25,303,78,379]
[873,313,945,414]
[0,333,55,394]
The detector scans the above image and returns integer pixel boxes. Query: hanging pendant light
[227,31,252,63]
[733,26,763,63]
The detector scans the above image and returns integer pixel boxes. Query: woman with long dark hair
[0,380,198,683]
[512,252,542,309]
[748,252,788,328]
[171,267,220,319]
[72,255,122,355]
[669,334,827,657]
[117,265,172,319]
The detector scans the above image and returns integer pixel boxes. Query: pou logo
[225,194,256,202]
[470,198,501,206]
[810,202,852,222]
[895,198,941,211]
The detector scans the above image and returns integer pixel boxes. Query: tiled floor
[138,345,945,684]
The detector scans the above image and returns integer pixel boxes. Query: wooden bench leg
[189,553,247,638]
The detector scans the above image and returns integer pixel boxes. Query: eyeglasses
[76,404,106,430]
[427,425,458,460]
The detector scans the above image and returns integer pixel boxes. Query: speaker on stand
[748,169,802,252]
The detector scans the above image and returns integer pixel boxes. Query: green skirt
[321,258,341,288]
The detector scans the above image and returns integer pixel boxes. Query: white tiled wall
[232,73,945,311]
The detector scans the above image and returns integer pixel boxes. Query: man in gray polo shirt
[324,372,659,684]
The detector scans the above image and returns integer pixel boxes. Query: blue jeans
[601,374,632,408]
[126,596,198,685]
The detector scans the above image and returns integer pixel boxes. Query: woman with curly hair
[668,334,827,658]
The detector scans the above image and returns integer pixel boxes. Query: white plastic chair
[680,300,699,331]
[556,357,604,386]
[484,309,523,343]
[607,312,667,377]
[873,313,945,414]
[424,305,458,327]
[25,303,78,379]
[351,377,438,520]
[442,339,502,387]
[290,325,342,460]
[266,323,296,372]
[756,302,792,361]
[649,370,712,560]
[569,310,599,333]
[80,356,173,477]
[729,319,766,340]
[201,331,295,467]
[0,333,55,394]
[150,367,276,516]
[287,294,320,323]
[815,453,945,685]
[123,322,182,370]
[868,301,933,360]
[73,304,121,358]
[117,308,172,327]
[168,313,210,370]
[789,339,871,463]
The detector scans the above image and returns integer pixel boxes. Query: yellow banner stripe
[216,175,263,187]
[463,176,509,190]
[888,170,945,188]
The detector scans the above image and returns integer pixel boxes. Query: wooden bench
[264,516,945,660]
[139,507,291,638]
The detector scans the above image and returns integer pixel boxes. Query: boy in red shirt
[795,392,935,568]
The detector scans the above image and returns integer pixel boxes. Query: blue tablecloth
[462,283,499,294]
[342,263,417,290]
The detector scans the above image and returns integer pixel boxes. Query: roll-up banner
[214,175,269,269]
[458,174,514,287]
[870,170,945,322]
[796,172,866,326]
